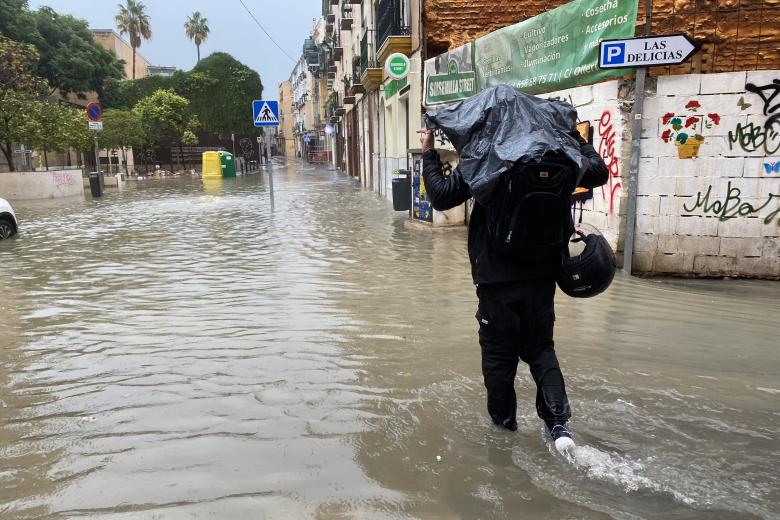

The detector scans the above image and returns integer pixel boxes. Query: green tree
[133,89,195,169]
[23,102,89,169]
[184,11,209,63]
[191,52,263,134]
[101,71,214,110]
[116,0,152,80]
[0,0,40,48]
[101,52,263,135]
[0,36,43,95]
[101,108,144,172]
[0,93,38,170]
[62,107,91,166]
[0,35,45,171]
[30,7,124,97]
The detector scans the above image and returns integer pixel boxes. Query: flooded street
[1,159,778,519]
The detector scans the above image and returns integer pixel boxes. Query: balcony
[351,57,365,94]
[333,31,343,60]
[340,5,353,30]
[344,84,356,104]
[330,0,338,5]
[359,30,383,91]
[376,0,411,63]
[326,13,335,23]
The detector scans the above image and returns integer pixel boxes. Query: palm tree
[184,12,209,63]
[115,0,152,80]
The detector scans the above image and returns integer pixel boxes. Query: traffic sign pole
[623,0,653,276]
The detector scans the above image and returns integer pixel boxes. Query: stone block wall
[635,70,780,278]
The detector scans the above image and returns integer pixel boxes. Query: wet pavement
[1,159,778,519]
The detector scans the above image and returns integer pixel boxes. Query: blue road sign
[253,100,279,127]
[601,42,625,67]
[303,134,311,143]
[86,102,103,122]
[599,35,698,69]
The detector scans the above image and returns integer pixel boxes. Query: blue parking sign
[252,100,279,127]
[601,42,626,66]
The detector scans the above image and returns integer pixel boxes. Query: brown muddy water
[1,159,778,519]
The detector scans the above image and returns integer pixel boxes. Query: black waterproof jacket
[422,132,609,284]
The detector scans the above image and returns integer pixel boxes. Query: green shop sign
[474,0,638,94]
[386,53,411,80]
[385,77,408,100]
[424,43,477,106]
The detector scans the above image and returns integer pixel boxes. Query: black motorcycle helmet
[557,224,616,298]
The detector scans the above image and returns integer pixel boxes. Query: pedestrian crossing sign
[253,100,279,127]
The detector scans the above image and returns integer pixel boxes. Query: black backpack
[485,157,578,263]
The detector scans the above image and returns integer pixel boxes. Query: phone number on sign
[512,64,598,90]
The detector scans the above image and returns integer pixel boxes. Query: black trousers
[476,279,570,431]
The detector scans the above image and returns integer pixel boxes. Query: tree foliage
[101,71,216,111]
[29,7,124,97]
[132,89,193,145]
[102,52,263,136]
[100,108,145,150]
[115,0,152,80]
[184,11,209,63]
[190,52,263,134]
[0,0,37,43]
[0,36,44,97]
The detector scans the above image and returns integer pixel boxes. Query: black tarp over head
[424,85,585,205]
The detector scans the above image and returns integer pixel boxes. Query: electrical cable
[237,0,298,63]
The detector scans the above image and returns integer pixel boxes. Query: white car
[0,197,18,239]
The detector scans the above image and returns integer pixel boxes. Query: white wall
[542,80,629,252]
[634,70,780,278]
[0,170,85,201]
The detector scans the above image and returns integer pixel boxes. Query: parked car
[0,197,18,239]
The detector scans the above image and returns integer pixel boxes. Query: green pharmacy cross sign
[425,59,477,106]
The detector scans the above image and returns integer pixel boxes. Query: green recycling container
[219,151,236,178]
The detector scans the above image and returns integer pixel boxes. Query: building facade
[297,0,780,278]
[277,80,296,157]
[91,29,153,80]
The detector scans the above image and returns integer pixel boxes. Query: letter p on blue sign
[602,42,625,66]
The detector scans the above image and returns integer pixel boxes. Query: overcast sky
[27,0,321,98]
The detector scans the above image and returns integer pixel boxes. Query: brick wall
[424,0,780,73]
[635,70,780,278]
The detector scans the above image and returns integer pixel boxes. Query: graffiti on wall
[728,79,780,155]
[52,171,75,191]
[597,110,621,214]
[432,128,454,151]
[660,100,721,159]
[745,79,780,130]
[728,122,780,155]
[683,181,780,225]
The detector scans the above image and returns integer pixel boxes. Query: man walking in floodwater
[418,116,608,452]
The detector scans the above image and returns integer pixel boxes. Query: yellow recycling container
[202,151,222,180]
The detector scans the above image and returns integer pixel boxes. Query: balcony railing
[376,0,409,52]
[360,30,380,76]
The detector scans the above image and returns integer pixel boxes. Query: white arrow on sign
[599,34,698,69]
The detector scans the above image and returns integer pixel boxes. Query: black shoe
[550,424,575,453]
